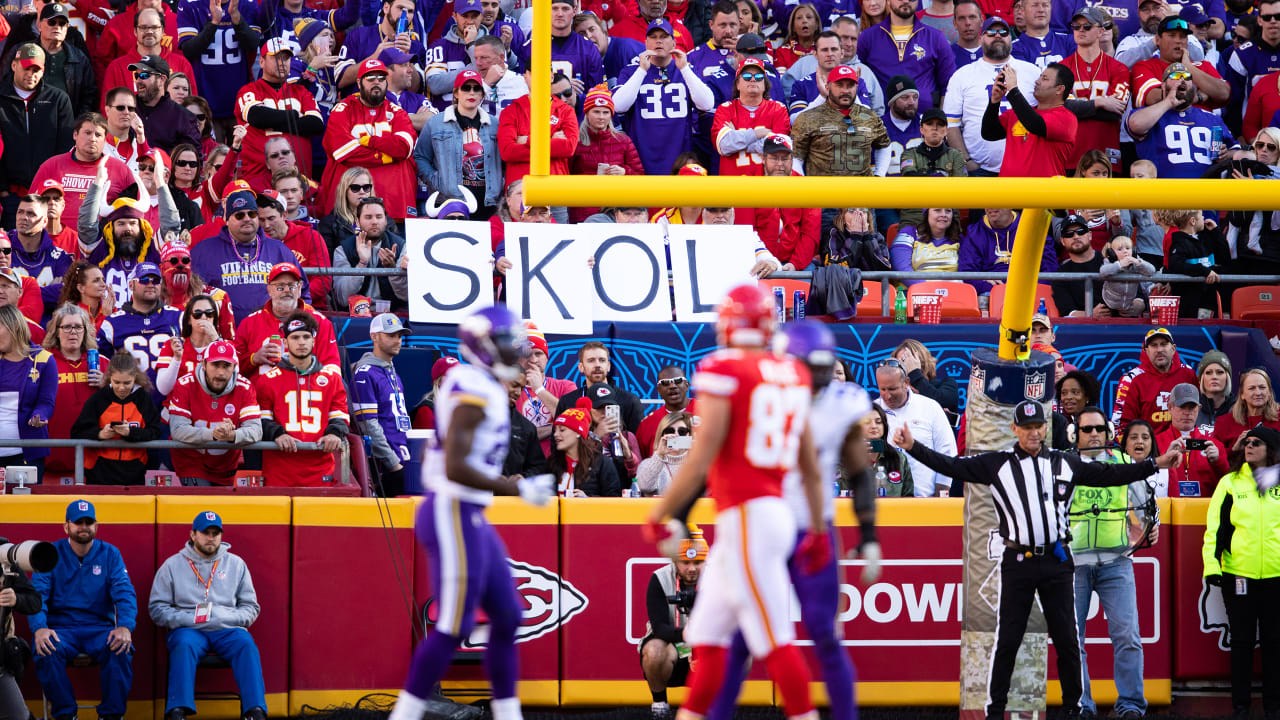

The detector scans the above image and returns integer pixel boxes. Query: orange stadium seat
[908,281,982,318]
[1232,285,1280,319]
[859,280,884,316]
[989,283,1059,318]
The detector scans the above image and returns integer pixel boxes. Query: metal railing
[305,266,1280,318]
[1,439,348,487]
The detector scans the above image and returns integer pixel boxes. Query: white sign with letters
[506,222,594,335]
[667,224,760,322]
[405,219,495,323]
[588,224,672,323]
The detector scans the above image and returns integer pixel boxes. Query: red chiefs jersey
[234,301,339,377]
[320,95,418,220]
[166,372,262,483]
[255,362,350,487]
[1063,51,1131,172]
[1132,58,1224,110]
[711,99,791,177]
[692,348,811,510]
[234,79,322,189]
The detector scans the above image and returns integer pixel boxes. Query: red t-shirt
[691,348,811,509]
[255,362,349,487]
[998,104,1078,177]
[166,372,262,483]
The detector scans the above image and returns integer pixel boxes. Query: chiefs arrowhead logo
[423,559,588,649]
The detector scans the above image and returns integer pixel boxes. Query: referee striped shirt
[905,443,1158,547]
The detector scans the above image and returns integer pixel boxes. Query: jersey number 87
[745,383,808,469]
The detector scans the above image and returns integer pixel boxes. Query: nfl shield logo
[92,565,101,575]
[78,501,88,512]
[205,512,216,521]
[1024,371,1047,401]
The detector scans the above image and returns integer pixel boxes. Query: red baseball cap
[677,163,708,177]
[454,69,484,91]
[432,356,460,383]
[37,179,64,196]
[737,57,766,76]
[205,340,237,365]
[827,65,859,85]
[358,59,389,79]
[267,262,303,283]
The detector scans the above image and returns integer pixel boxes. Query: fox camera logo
[422,560,588,649]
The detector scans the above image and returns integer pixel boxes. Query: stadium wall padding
[0,495,1244,714]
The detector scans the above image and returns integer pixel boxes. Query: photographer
[640,526,707,720]
[1156,383,1228,497]
[1,554,41,720]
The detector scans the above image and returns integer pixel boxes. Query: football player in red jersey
[646,284,825,720]
[255,311,349,486]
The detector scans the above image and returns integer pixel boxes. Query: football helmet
[716,284,775,348]
[458,306,527,381]
[776,320,837,390]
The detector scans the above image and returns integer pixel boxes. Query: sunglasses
[268,149,293,160]
[878,358,903,369]
[1079,424,1109,434]
[554,89,574,99]
[189,308,216,319]
[168,256,191,266]
[984,27,1010,36]
[1244,438,1267,448]
[1069,22,1093,31]
[231,210,258,220]
[657,376,686,387]
[740,71,767,81]
[1255,140,1279,152]
[174,159,199,168]
[110,103,136,112]
[0,247,11,255]
[349,183,374,193]
[137,164,156,172]
[1064,227,1091,237]
[458,83,484,93]
[661,426,692,436]
[1261,12,1280,20]
[134,71,156,80]
[1166,70,1192,81]
[135,276,161,285]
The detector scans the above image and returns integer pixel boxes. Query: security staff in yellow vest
[1203,425,1280,719]
[640,524,707,720]
[1067,406,1159,720]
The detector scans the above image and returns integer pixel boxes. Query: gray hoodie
[168,365,264,446]
[149,541,260,631]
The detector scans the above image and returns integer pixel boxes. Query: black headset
[1066,406,1115,446]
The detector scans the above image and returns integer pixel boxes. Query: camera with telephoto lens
[0,537,57,574]
[666,588,697,614]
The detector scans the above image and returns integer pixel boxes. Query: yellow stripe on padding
[155,496,291,526]
[0,495,155,524]
[292,497,416,528]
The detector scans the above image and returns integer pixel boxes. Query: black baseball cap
[128,54,171,76]
[921,107,947,125]
[587,382,620,408]
[1013,400,1048,426]
[40,3,69,21]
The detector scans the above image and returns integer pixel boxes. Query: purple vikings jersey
[352,361,412,463]
[97,304,183,385]
[425,32,477,109]
[1011,31,1077,68]
[687,41,734,84]
[882,112,922,176]
[1134,107,1235,179]
[338,25,426,92]
[425,364,509,505]
[618,63,702,175]
[267,0,359,43]
[83,242,162,308]
[177,0,263,118]
[603,36,644,87]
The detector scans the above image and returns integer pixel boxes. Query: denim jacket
[413,106,503,208]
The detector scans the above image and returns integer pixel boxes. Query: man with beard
[784,18,884,114]
[8,193,74,310]
[857,0,955,110]
[980,61,1078,176]
[189,186,311,321]
[167,339,263,485]
[351,313,413,496]
[78,158,178,306]
[321,59,417,220]
[636,365,697,459]
[1132,16,1229,109]
[1116,0,1209,65]
[332,196,408,310]
[1112,327,1199,433]
[1051,214,1110,317]
[234,38,324,189]
[785,31,863,119]
[97,262,184,395]
[553,340,644,433]
[255,190,331,308]
[741,134,819,269]
[33,113,134,226]
[881,75,923,178]
[233,261,337,377]
[100,8,198,109]
[943,16,1039,176]
[1128,62,1238,178]
[157,241,236,340]
[31,499,138,720]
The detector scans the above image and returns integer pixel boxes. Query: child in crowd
[1166,210,1228,319]
[1099,235,1155,316]
[71,352,163,485]
[1126,160,1166,269]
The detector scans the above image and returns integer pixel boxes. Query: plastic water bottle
[894,287,907,324]
[832,480,841,498]
[1037,297,1047,316]
[630,480,639,498]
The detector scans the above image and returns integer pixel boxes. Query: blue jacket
[413,106,503,208]
[29,538,137,631]
[4,349,57,461]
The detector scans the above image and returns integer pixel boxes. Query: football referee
[893,400,1183,720]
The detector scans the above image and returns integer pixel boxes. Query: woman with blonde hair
[1214,368,1280,451]
[0,304,57,480]
[318,167,374,254]
[635,411,694,496]
[45,304,107,478]
[893,339,959,412]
